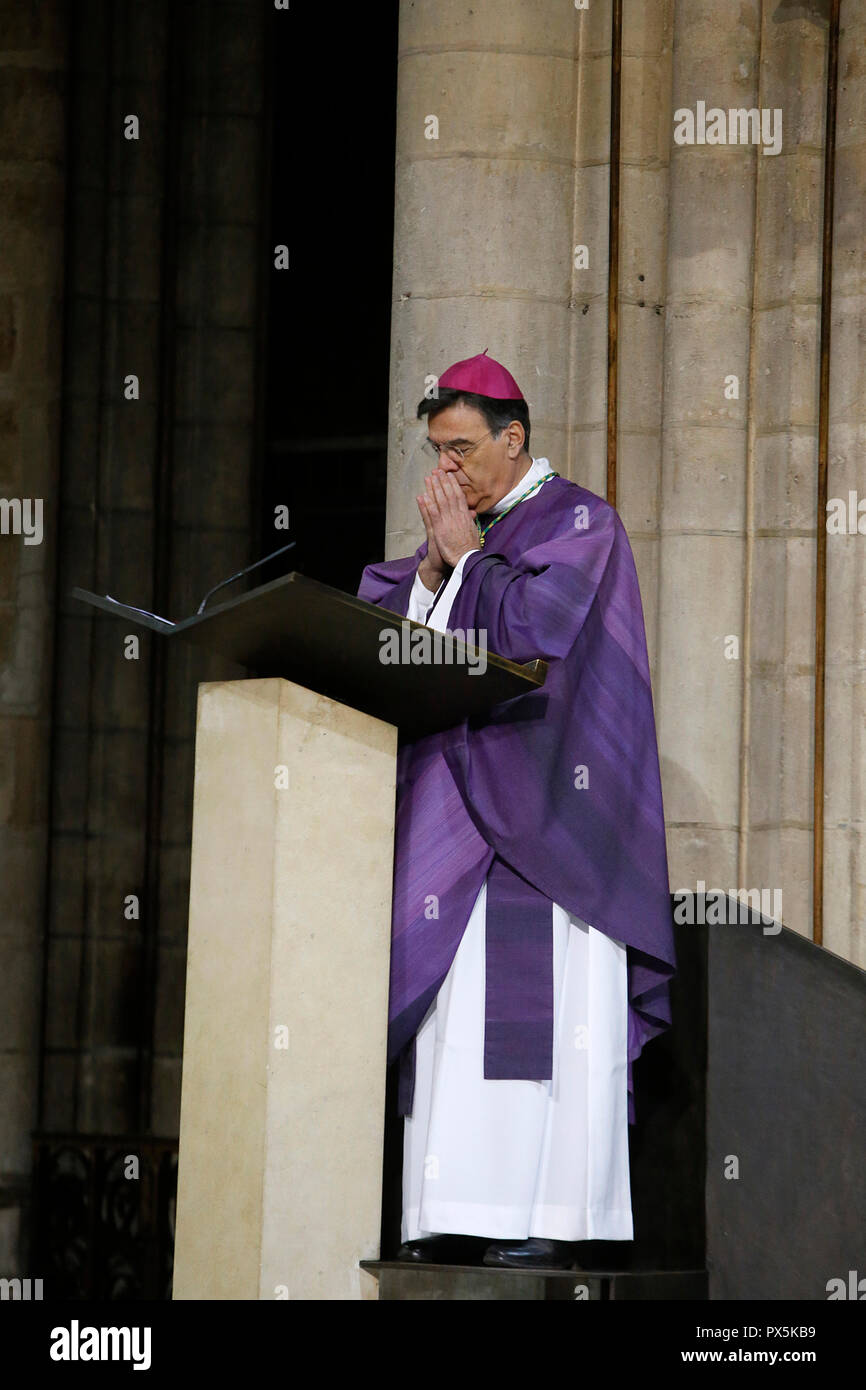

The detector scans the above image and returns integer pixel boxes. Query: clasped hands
[416,469,482,593]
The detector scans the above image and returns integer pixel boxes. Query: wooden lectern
[73,573,545,1300]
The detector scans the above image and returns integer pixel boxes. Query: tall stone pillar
[0,1,67,1273]
[386,1,584,559]
[741,5,827,942]
[656,1,761,901]
[825,0,866,963]
[612,4,675,678]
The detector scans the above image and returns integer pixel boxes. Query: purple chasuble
[357,474,676,1125]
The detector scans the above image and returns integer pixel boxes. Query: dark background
[29,0,400,1297]
[261,1,398,593]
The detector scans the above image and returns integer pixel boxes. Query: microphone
[196,541,297,614]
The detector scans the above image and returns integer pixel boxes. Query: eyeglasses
[421,429,495,464]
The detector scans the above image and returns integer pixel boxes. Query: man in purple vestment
[358,352,676,1268]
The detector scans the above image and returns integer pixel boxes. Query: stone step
[360,1260,708,1301]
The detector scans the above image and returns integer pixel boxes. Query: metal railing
[31,1135,177,1300]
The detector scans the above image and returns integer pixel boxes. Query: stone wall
[387,0,864,968]
[43,0,264,1147]
[0,0,267,1276]
[0,0,67,1278]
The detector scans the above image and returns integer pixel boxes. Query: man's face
[424,402,522,513]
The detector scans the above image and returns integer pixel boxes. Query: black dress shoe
[396,1234,453,1263]
[482,1237,579,1269]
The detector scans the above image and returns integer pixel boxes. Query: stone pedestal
[362,1261,708,1302]
[172,678,397,1300]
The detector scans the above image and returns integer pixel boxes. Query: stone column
[655,1,761,901]
[0,1,67,1275]
[611,3,675,679]
[742,5,827,942]
[386,0,584,559]
[825,0,866,965]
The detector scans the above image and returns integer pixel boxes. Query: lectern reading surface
[73,570,546,738]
